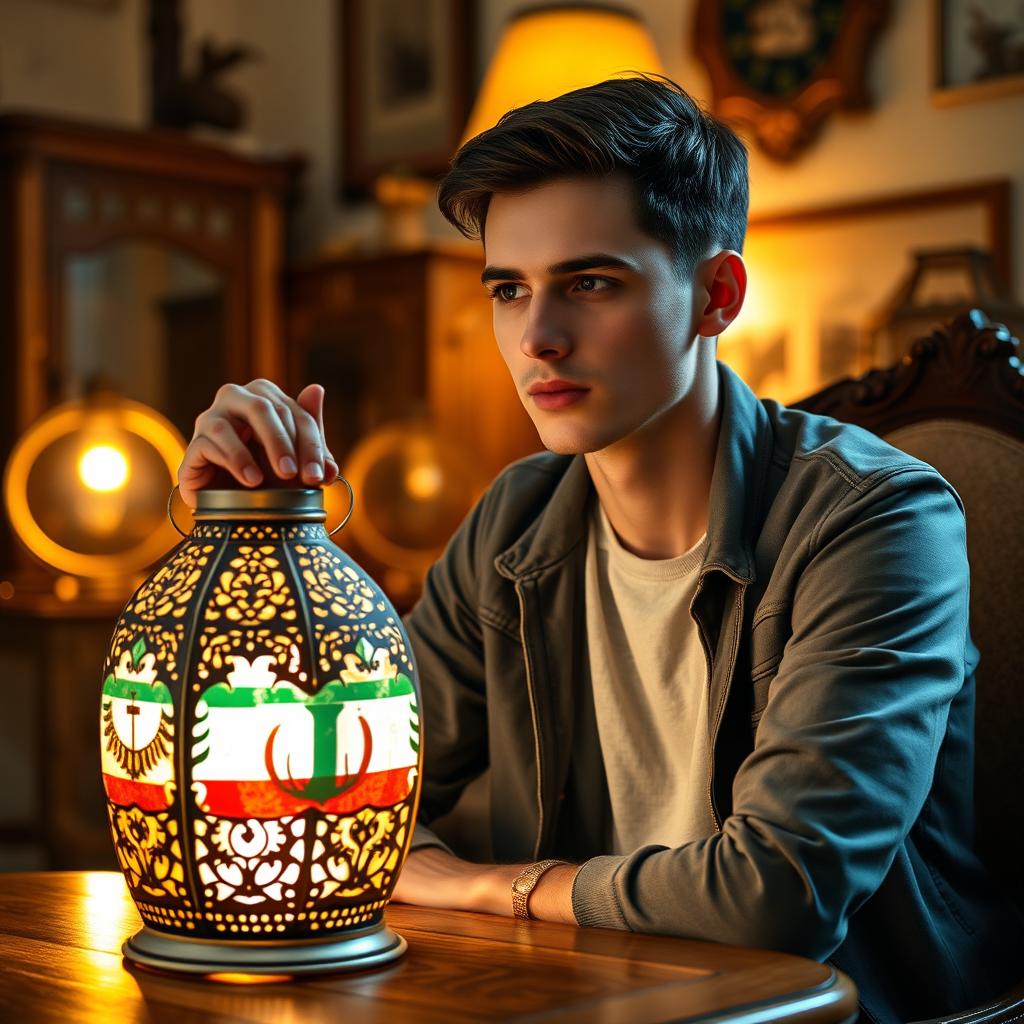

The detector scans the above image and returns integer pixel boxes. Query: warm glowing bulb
[79,445,129,492]
[405,462,443,501]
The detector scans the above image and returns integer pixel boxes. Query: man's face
[482,175,706,455]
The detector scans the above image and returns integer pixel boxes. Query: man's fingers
[296,382,324,422]
[292,402,325,485]
[199,383,297,479]
[179,380,336,507]
[243,379,323,484]
[192,423,265,486]
[178,434,262,508]
[247,379,298,458]
[296,383,338,484]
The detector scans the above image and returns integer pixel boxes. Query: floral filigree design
[196,625,303,681]
[310,800,411,901]
[108,805,189,904]
[196,816,302,906]
[105,622,184,685]
[295,544,377,620]
[131,542,218,620]
[295,542,415,676]
[315,618,414,679]
[207,544,297,625]
[190,800,411,913]
[231,524,283,541]
[191,523,227,540]
[283,524,327,541]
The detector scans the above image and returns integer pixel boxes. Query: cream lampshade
[460,4,666,145]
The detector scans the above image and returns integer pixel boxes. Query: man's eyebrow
[480,253,641,285]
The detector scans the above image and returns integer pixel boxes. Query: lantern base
[123,919,408,976]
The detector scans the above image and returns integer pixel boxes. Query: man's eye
[490,284,522,302]
[576,276,611,293]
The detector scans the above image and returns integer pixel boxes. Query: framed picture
[339,0,475,198]
[693,0,891,161]
[718,180,1012,404]
[932,0,1024,105]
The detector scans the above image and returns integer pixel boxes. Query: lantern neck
[192,488,327,523]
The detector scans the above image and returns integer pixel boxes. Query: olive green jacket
[404,362,1023,1023]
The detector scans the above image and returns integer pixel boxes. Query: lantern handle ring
[165,477,354,539]
[328,474,356,537]
[167,485,188,538]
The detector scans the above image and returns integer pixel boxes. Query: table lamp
[460,3,666,145]
[2,391,186,602]
[868,247,1024,369]
[101,481,422,977]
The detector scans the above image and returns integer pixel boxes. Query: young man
[179,76,1023,1022]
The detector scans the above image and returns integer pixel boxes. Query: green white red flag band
[101,649,420,819]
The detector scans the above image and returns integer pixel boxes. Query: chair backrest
[793,309,1024,910]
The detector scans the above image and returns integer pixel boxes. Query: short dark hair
[437,74,749,276]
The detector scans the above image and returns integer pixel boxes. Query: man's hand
[178,379,339,508]
[392,847,580,924]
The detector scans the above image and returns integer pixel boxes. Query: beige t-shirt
[584,496,716,855]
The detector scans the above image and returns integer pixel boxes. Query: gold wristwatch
[511,859,569,920]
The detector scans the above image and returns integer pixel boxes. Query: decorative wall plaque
[693,0,891,161]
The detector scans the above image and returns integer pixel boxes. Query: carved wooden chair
[794,309,1024,1024]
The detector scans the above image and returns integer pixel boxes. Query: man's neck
[583,355,721,560]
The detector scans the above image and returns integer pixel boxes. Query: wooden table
[0,871,858,1023]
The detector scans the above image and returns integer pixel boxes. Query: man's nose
[520,292,573,360]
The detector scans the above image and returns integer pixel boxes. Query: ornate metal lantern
[100,485,422,975]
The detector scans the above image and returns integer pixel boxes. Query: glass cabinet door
[63,242,227,439]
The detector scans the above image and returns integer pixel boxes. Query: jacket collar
[495,361,770,585]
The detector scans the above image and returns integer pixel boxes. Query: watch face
[514,877,533,894]
[722,0,845,99]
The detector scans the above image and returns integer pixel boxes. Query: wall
[1,0,1022,294]
[0,0,145,123]
[0,0,343,256]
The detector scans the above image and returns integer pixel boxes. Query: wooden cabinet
[0,112,303,582]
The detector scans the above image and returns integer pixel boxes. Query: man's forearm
[393,847,580,924]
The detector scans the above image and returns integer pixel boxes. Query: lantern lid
[193,487,326,522]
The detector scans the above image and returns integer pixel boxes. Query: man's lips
[526,379,590,395]
[526,380,590,410]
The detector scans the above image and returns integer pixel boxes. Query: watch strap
[511,859,569,920]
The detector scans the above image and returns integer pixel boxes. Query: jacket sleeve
[401,483,492,854]
[571,468,974,959]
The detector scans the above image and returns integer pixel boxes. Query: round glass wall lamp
[2,393,187,603]
[339,419,487,607]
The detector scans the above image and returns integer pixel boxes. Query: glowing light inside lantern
[205,972,295,985]
[79,444,129,492]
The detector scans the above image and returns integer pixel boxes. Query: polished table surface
[0,872,858,1023]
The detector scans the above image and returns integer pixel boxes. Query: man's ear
[695,251,746,338]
